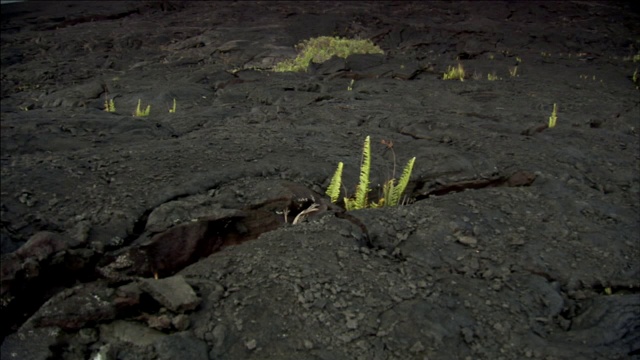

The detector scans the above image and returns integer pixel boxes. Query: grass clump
[487,72,500,81]
[104,98,116,112]
[443,63,465,81]
[273,36,384,73]
[134,99,151,117]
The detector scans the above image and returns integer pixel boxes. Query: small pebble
[245,339,257,350]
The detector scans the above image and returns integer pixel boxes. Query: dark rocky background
[1,1,639,359]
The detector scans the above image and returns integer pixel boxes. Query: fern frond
[326,162,343,203]
[389,157,415,206]
[344,196,356,211]
[370,196,385,208]
[354,136,371,210]
[382,178,395,207]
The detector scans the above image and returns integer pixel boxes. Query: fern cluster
[326,136,416,210]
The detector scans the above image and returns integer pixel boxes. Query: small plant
[632,68,639,87]
[516,56,522,63]
[487,72,500,81]
[326,162,343,204]
[509,66,518,77]
[273,36,384,72]
[548,103,558,128]
[134,99,151,117]
[604,287,612,295]
[168,98,177,113]
[339,135,372,211]
[326,136,416,210]
[347,79,355,91]
[104,98,116,112]
[443,63,465,81]
[374,139,416,208]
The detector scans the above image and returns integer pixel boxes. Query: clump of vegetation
[134,99,151,117]
[548,103,558,128]
[326,136,416,210]
[104,98,116,112]
[487,72,500,81]
[168,98,177,113]
[273,36,384,72]
[443,63,465,81]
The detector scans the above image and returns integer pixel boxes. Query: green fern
[376,156,415,207]
[389,157,415,206]
[355,136,371,209]
[379,179,394,207]
[328,136,415,210]
[326,162,343,203]
[345,136,371,211]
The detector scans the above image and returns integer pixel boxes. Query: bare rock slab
[139,275,200,313]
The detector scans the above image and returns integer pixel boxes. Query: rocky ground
[1,1,639,359]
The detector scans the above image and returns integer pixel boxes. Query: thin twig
[292,203,320,225]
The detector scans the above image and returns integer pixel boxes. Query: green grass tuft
[134,99,151,117]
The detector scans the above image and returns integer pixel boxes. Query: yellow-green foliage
[509,65,518,77]
[169,98,177,113]
[104,98,116,112]
[326,162,343,203]
[273,36,384,72]
[548,103,558,128]
[134,99,151,117]
[633,68,639,87]
[487,72,500,81]
[378,157,416,207]
[345,136,372,211]
[443,63,465,81]
[327,136,416,211]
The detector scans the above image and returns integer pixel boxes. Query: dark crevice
[413,170,536,200]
